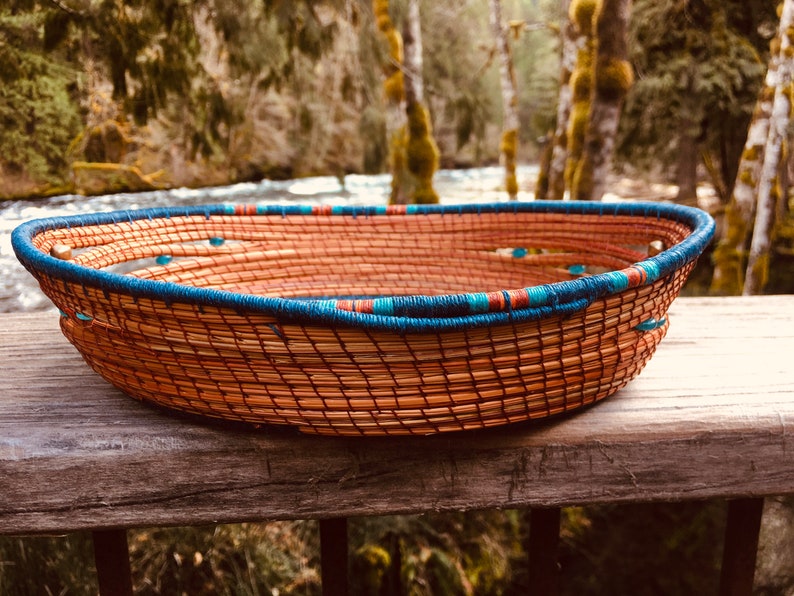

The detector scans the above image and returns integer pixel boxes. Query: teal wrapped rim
[12,201,715,333]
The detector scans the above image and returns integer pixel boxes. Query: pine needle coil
[13,201,714,436]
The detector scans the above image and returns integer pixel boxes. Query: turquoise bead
[635,317,666,331]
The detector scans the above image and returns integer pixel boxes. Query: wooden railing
[1,296,793,595]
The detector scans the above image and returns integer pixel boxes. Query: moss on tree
[0,10,81,198]
[564,2,595,192]
[406,101,440,203]
[500,128,519,197]
[373,0,405,105]
[570,0,598,35]
[710,202,752,294]
[594,57,634,101]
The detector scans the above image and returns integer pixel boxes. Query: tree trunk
[564,0,597,194]
[489,0,520,200]
[711,0,790,295]
[675,117,699,204]
[402,0,439,204]
[546,0,579,201]
[743,0,794,295]
[403,0,423,107]
[571,0,633,201]
[373,0,410,204]
[709,85,774,294]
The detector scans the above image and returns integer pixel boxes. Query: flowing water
[1,166,542,312]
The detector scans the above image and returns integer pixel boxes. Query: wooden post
[320,517,349,595]
[92,529,133,596]
[719,498,765,596]
[528,507,561,596]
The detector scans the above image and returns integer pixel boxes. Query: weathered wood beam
[1,297,793,535]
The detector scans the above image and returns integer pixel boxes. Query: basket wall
[14,203,714,436]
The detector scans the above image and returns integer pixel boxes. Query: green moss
[373,0,404,105]
[741,144,762,163]
[572,156,594,200]
[565,15,595,193]
[373,0,392,32]
[406,102,440,203]
[424,548,467,594]
[499,128,517,157]
[500,129,519,197]
[535,135,552,200]
[770,36,782,56]
[505,172,519,197]
[783,84,794,108]
[760,84,776,104]
[738,167,756,187]
[384,71,404,104]
[351,544,391,593]
[749,252,771,291]
[406,103,438,177]
[568,103,589,154]
[595,57,634,101]
[385,27,403,62]
[388,126,408,203]
[772,178,782,201]
[571,65,593,102]
[710,203,751,294]
[569,0,598,35]
[413,186,440,204]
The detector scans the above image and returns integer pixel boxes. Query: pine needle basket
[13,201,715,436]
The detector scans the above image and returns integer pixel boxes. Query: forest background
[0,0,778,205]
[2,0,794,594]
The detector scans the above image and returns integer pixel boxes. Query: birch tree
[571,0,633,200]
[743,0,794,295]
[711,0,793,294]
[489,0,520,200]
[373,0,438,204]
[564,0,597,194]
[545,0,579,200]
[402,0,440,204]
[373,0,409,203]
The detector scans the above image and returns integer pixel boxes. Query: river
[1,165,543,313]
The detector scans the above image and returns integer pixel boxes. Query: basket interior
[29,208,695,303]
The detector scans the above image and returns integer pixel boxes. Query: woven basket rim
[12,200,714,332]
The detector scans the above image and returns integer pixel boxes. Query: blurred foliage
[559,502,727,595]
[0,9,82,194]
[7,501,787,595]
[0,533,96,595]
[128,523,321,595]
[0,0,781,198]
[0,0,565,198]
[615,0,776,199]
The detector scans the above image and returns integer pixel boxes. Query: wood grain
[1,296,793,535]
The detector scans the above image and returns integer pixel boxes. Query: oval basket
[13,201,714,436]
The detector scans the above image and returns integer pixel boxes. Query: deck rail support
[93,529,133,596]
[528,507,562,595]
[719,497,765,596]
[320,517,349,595]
